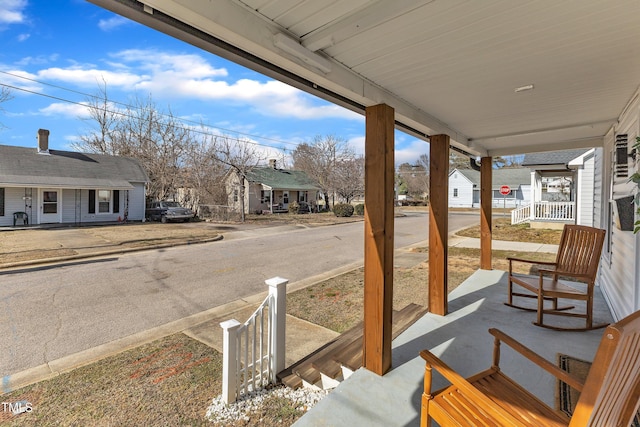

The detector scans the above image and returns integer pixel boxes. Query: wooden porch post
[428,135,449,315]
[363,104,394,375]
[480,156,493,269]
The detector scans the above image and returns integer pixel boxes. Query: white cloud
[98,16,129,31]
[111,49,228,79]
[0,0,27,25]
[17,32,29,41]
[347,136,365,156]
[22,48,362,122]
[39,102,91,119]
[394,137,430,165]
[37,67,144,88]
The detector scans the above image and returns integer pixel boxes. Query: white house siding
[61,189,79,223]
[577,154,595,226]
[597,91,639,321]
[448,172,474,207]
[128,184,146,221]
[0,187,33,227]
[593,147,605,239]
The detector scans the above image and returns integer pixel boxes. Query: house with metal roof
[227,159,320,214]
[0,129,148,226]
[449,168,531,209]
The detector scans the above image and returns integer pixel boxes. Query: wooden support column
[428,135,449,316]
[480,156,493,270]
[363,104,394,376]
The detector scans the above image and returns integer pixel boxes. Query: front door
[40,189,61,223]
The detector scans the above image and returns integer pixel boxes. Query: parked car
[145,201,194,223]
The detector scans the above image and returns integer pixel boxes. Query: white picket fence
[511,201,575,225]
[220,277,287,404]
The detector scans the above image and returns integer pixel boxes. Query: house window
[283,191,289,204]
[233,189,238,202]
[98,190,111,213]
[299,191,307,202]
[261,190,271,204]
[453,188,459,197]
[89,189,116,214]
[0,188,4,216]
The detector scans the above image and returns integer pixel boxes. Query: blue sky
[0,0,429,166]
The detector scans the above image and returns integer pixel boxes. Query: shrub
[333,203,354,217]
[354,203,364,215]
[288,201,299,214]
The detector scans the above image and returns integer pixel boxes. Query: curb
[0,235,224,270]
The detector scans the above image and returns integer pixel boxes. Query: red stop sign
[500,185,511,195]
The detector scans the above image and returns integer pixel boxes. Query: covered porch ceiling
[90,0,640,157]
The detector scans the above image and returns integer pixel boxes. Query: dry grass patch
[287,247,557,333]
[456,217,563,244]
[1,333,220,426]
[0,332,314,427]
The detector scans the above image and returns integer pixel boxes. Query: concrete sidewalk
[449,235,559,253]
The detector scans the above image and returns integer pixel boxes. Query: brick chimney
[37,129,50,154]
[269,159,277,169]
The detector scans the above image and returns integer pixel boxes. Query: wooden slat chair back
[506,224,607,331]
[555,225,603,279]
[419,310,640,427]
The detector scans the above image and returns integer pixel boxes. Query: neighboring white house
[0,130,148,227]
[521,148,598,227]
[227,160,321,214]
[448,168,531,208]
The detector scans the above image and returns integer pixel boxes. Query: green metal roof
[246,167,320,191]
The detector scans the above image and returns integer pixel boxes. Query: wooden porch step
[333,303,428,371]
[278,303,427,389]
[281,372,302,389]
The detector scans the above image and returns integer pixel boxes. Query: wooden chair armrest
[420,349,485,395]
[488,328,584,391]
[419,349,529,426]
[507,257,557,266]
[537,268,591,281]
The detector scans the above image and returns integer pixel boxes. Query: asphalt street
[0,212,478,378]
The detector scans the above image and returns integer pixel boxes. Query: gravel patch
[206,384,328,424]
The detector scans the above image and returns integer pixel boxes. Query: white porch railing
[220,276,287,404]
[511,201,575,225]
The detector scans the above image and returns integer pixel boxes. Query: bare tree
[210,136,264,222]
[182,131,227,208]
[74,81,121,154]
[76,87,194,202]
[334,156,364,203]
[292,134,353,210]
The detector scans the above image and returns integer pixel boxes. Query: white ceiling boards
[90,0,640,157]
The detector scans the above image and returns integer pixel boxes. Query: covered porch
[86,1,640,423]
[295,268,613,425]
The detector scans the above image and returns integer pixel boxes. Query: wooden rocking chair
[419,309,640,426]
[505,224,607,331]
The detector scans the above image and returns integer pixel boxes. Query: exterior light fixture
[274,33,332,74]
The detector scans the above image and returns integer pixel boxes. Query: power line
[0,69,304,150]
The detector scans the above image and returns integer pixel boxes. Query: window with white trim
[98,190,111,213]
[453,188,459,197]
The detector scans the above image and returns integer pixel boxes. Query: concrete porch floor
[294,269,613,427]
